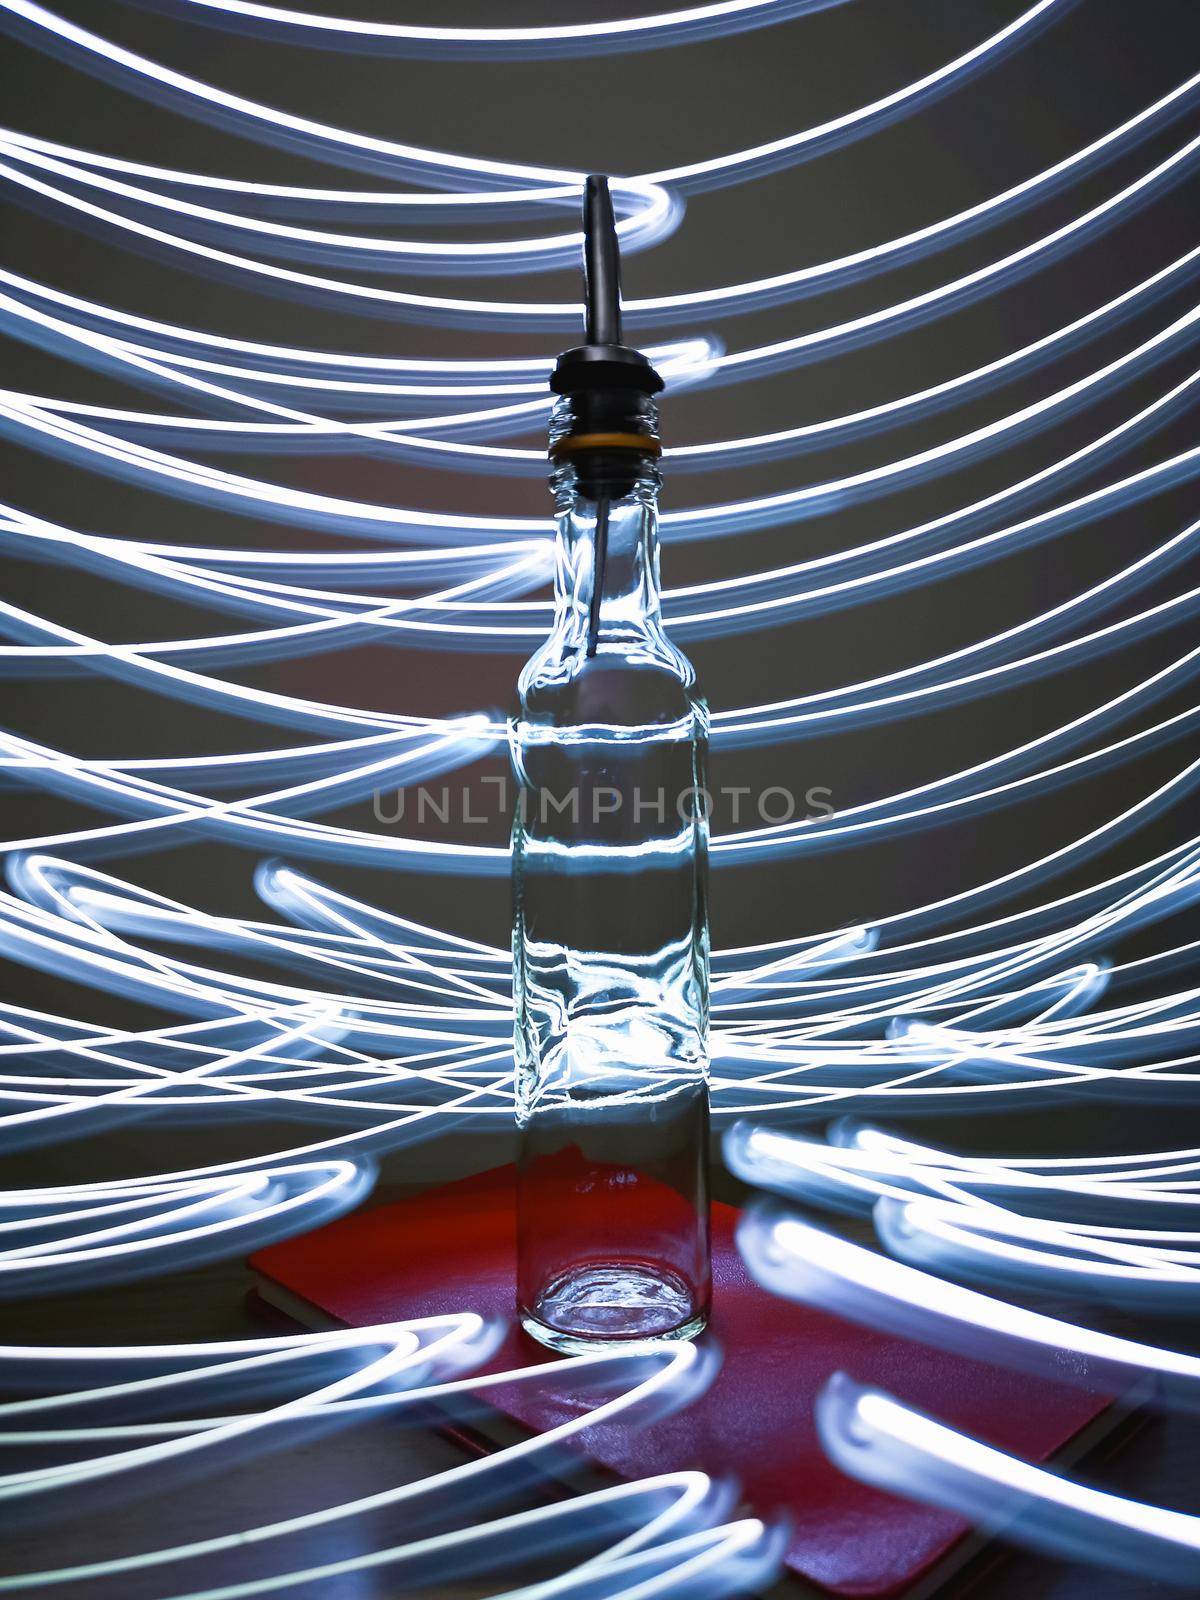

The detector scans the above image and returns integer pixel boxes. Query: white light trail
[0,1325,780,1597]
[817,1376,1200,1584]
[0,0,1061,187]
[159,0,841,57]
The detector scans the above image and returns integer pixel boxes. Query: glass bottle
[510,388,711,1353]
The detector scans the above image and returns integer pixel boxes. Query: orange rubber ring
[549,431,662,459]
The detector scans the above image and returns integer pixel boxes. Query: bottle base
[520,1260,708,1353]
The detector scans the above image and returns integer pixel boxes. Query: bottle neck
[547,389,664,657]
[552,458,663,653]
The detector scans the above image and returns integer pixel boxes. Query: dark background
[1,2,1199,1594]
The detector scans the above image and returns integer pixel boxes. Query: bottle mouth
[548,384,661,471]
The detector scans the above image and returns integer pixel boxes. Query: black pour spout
[584,173,622,346]
[550,175,664,400]
[550,177,664,659]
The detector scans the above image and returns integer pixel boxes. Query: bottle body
[511,426,710,1351]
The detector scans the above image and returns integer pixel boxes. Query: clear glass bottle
[510,390,711,1353]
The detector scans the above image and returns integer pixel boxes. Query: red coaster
[251,1164,1112,1597]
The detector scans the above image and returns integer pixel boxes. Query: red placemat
[251,1164,1111,1597]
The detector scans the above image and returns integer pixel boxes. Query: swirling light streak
[149,0,847,59]
[1,0,1199,1589]
[0,629,1195,873]
[7,320,1200,558]
[0,0,1062,187]
[816,1375,1200,1584]
[727,1123,1200,1309]
[5,212,1195,419]
[2,57,1194,320]
[731,1092,1200,1574]
[0,140,683,278]
[5,486,1198,722]
[0,1161,375,1297]
[0,810,1193,1132]
[0,742,1194,1135]
[0,1327,782,1598]
[0,267,705,396]
[736,1205,1200,1405]
[18,239,1200,478]
[1,92,1195,368]
[6,258,1200,493]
